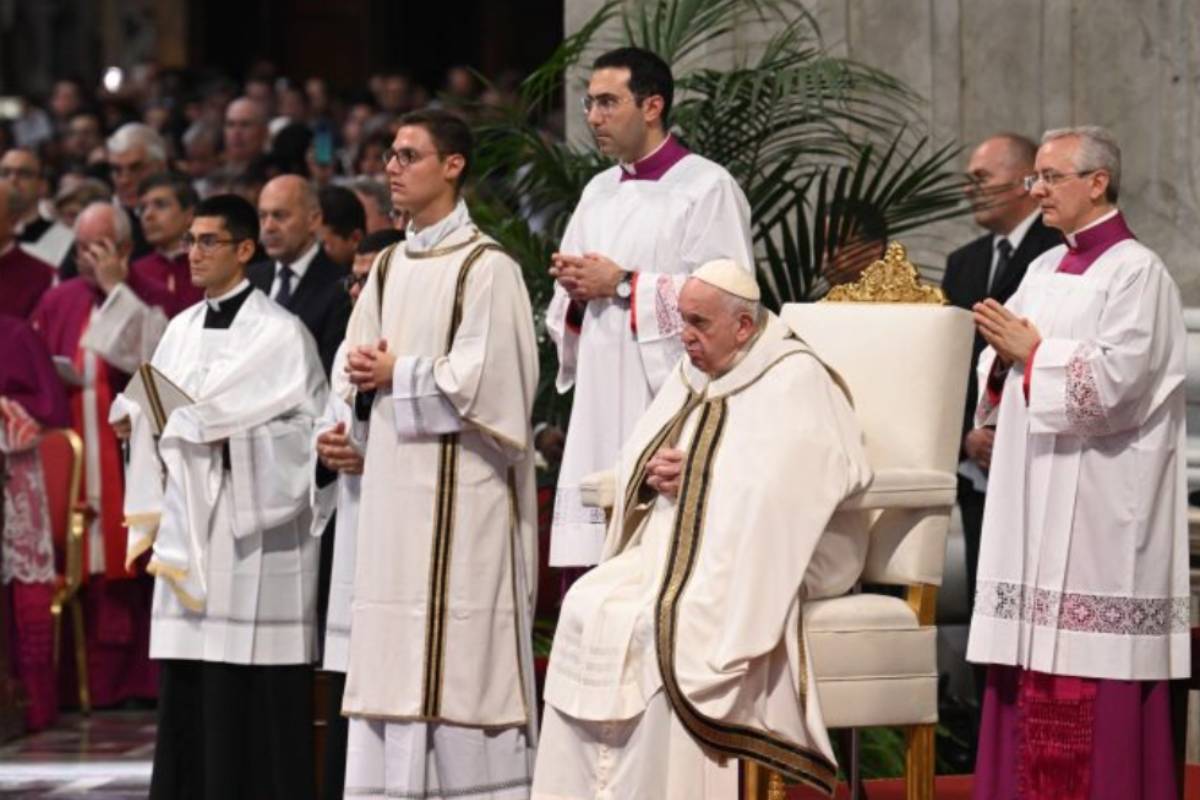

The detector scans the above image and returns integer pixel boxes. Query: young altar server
[546,46,754,568]
[113,193,328,800]
[341,109,539,800]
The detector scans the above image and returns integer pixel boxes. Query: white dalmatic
[546,142,754,566]
[966,231,1190,681]
[114,285,328,665]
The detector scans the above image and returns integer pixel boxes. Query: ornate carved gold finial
[822,241,947,305]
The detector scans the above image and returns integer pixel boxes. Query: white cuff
[392,355,463,438]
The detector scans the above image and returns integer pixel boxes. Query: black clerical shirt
[203,283,255,329]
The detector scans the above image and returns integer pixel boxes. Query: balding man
[107,122,168,262]
[532,261,871,799]
[248,175,349,376]
[30,202,163,712]
[968,126,1187,798]
[1,148,73,268]
[942,133,1061,612]
[223,97,269,172]
[0,178,54,317]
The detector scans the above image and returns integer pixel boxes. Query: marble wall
[563,0,1200,299]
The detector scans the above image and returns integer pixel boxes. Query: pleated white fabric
[344,718,532,800]
[532,692,736,800]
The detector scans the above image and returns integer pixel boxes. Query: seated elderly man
[531,260,872,799]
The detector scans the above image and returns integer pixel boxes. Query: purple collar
[1057,210,1135,275]
[619,135,689,182]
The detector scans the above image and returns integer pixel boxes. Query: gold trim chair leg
[50,593,65,673]
[741,761,787,800]
[905,723,935,800]
[69,597,90,714]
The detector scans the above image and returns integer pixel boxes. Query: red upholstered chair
[38,428,91,713]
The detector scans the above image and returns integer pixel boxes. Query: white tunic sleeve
[82,283,168,373]
[547,215,584,393]
[228,410,319,538]
[1026,256,1185,437]
[630,174,754,392]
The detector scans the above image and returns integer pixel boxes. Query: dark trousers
[957,476,988,710]
[151,659,316,800]
[957,475,986,613]
[320,671,348,800]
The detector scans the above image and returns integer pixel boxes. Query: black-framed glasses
[1022,170,1097,192]
[382,147,435,169]
[341,272,369,293]
[182,233,242,253]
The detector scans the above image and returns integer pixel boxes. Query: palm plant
[467,0,970,422]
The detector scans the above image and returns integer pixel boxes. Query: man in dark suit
[247,174,350,376]
[943,133,1061,610]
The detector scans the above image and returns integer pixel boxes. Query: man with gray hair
[533,260,871,798]
[942,133,1062,623]
[0,178,54,317]
[107,122,168,260]
[967,126,1187,797]
[345,175,397,233]
[29,201,168,712]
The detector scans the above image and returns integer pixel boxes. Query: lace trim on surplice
[976,580,1189,636]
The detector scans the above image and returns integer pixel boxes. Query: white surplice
[82,282,169,375]
[113,285,328,665]
[310,341,364,673]
[546,148,754,567]
[966,232,1190,681]
[533,315,872,798]
[340,207,539,799]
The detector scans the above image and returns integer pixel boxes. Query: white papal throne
[745,243,974,799]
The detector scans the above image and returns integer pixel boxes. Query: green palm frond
[756,131,968,309]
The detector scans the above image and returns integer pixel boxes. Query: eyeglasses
[182,233,242,253]
[580,94,635,117]
[1022,170,1097,192]
[341,272,369,293]
[382,147,435,169]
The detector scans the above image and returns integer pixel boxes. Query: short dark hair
[397,108,473,190]
[193,193,259,243]
[318,185,367,238]
[592,47,674,128]
[357,229,404,255]
[138,171,199,210]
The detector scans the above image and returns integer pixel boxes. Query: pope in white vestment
[341,200,540,799]
[546,134,754,567]
[534,263,872,799]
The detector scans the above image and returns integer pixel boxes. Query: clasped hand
[346,339,395,392]
[973,298,1041,366]
[549,252,623,302]
[645,447,684,499]
[317,421,364,475]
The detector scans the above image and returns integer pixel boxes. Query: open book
[124,364,193,436]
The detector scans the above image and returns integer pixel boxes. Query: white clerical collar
[997,207,1041,253]
[619,134,672,176]
[1063,207,1120,248]
[276,239,320,281]
[206,278,251,310]
[406,199,472,251]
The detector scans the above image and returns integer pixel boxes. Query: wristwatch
[615,270,634,301]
